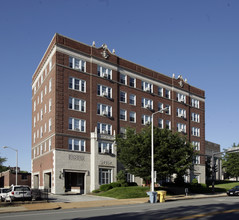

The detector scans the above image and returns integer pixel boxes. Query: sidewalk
[0,193,227,214]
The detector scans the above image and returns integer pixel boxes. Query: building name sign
[100,161,113,166]
[69,154,85,161]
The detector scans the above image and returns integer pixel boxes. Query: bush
[127,182,138,187]
[192,178,199,186]
[117,170,127,184]
[100,184,112,191]
[92,189,101,193]
[110,182,121,188]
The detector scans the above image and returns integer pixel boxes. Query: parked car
[227,186,239,196]
[0,188,10,202]
[5,185,32,202]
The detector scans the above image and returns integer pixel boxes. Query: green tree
[223,143,239,180]
[0,157,7,172]
[116,126,195,182]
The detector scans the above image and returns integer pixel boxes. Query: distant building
[31,33,206,194]
[0,169,31,188]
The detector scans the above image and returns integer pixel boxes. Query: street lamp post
[2,146,18,185]
[151,107,168,192]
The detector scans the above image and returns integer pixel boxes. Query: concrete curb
[0,193,227,214]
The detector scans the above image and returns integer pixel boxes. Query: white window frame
[129,77,136,88]
[69,118,86,132]
[49,78,52,92]
[69,77,86,92]
[129,111,136,123]
[166,120,171,130]
[120,109,127,121]
[158,87,163,97]
[192,127,200,137]
[142,98,153,109]
[120,73,127,85]
[48,118,52,132]
[177,123,186,133]
[49,99,52,112]
[68,138,86,152]
[97,122,112,135]
[69,56,86,72]
[192,141,200,151]
[98,142,113,154]
[165,89,171,99]
[120,91,127,103]
[97,65,112,80]
[99,168,112,185]
[191,98,200,108]
[158,118,163,129]
[97,84,112,99]
[97,103,112,117]
[165,104,171,115]
[177,108,186,119]
[142,81,153,93]
[129,94,136,105]
[141,114,151,125]
[191,113,200,123]
[177,93,186,103]
[69,97,86,112]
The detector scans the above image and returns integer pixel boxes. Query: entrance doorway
[65,172,84,194]
[33,175,39,188]
[44,172,51,192]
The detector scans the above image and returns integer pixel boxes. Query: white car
[5,185,32,202]
[0,188,10,202]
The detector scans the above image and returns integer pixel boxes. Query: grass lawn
[215,182,239,191]
[96,186,150,199]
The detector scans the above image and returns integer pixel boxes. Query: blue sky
[0,0,238,172]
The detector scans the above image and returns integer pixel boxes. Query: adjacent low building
[31,34,206,194]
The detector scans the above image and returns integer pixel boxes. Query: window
[49,138,52,150]
[69,56,86,72]
[68,138,85,151]
[165,104,171,115]
[44,123,47,133]
[37,112,39,121]
[126,173,134,183]
[69,97,86,112]
[37,96,39,104]
[41,74,43,84]
[120,109,127,121]
[33,133,36,143]
[177,93,186,103]
[120,91,127,103]
[41,91,43,103]
[97,103,112,117]
[40,108,43,120]
[69,77,86,92]
[33,117,36,127]
[97,84,112,99]
[44,142,47,151]
[44,85,47,95]
[49,78,52,92]
[129,111,136,123]
[177,108,186,119]
[48,118,52,132]
[165,89,171,99]
[141,115,151,125]
[158,102,163,111]
[97,122,112,135]
[97,65,112,79]
[69,118,86,132]
[158,118,163,129]
[142,81,153,93]
[99,168,112,185]
[192,141,200,151]
[49,99,52,112]
[177,123,186,133]
[34,86,36,95]
[129,94,136,105]
[194,156,200,165]
[120,127,126,136]
[49,58,52,71]
[120,74,127,85]
[166,120,171,130]
[192,127,200,137]
[129,77,136,87]
[142,98,153,109]
[158,87,163,97]
[191,113,200,123]
[191,98,200,108]
[98,142,113,154]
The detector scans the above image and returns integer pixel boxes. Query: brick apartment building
[31,33,205,194]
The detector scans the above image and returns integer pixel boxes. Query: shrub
[100,184,113,191]
[121,182,129,187]
[191,178,199,185]
[110,182,121,188]
[128,182,138,187]
[92,189,101,193]
[117,170,127,184]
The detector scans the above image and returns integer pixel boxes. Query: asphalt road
[1,196,239,219]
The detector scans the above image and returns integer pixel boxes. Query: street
[1,196,239,219]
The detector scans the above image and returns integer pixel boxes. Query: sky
[0,0,238,172]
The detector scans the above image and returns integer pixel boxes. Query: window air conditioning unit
[103,149,109,154]
[145,87,151,92]
[102,130,108,135]
[102,111,108,116]
[103,73,108,78]
[102,91,108,97]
